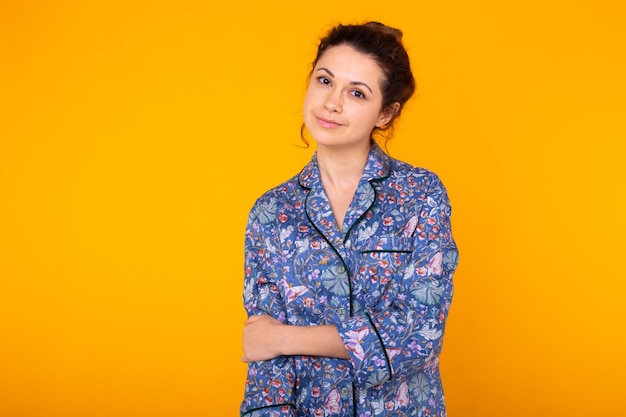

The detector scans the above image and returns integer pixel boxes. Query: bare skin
[241,315,349,362]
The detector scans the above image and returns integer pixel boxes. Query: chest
[268,191,425,325]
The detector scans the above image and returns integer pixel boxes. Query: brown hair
[301,21,416,147]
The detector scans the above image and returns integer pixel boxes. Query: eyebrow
[317,67,374,94]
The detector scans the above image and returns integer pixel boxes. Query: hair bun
[364,21,404,41]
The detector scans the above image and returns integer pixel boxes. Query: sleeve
[240,206,297,417]
[336,175,459,389]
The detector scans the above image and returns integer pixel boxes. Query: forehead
[315,45,385,86]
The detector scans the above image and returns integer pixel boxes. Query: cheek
[302,89,321,132]
[352,107,383,129]
[302,94,314,123]
[302,87,316,114]
[303,83,322,106]
[302,89,312,110]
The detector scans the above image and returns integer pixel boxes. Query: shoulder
[246,173,306,223]
[252,174,302,206]
[387,157,446,193]
[387,158,455,230]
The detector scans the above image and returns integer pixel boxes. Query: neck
[316,141,371,189]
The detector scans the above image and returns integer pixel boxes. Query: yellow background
[1,1,625,416]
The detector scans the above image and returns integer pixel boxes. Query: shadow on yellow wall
[1,1,625,416]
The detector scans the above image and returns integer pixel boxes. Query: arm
[242,314,349,362]
[240,208,297,417]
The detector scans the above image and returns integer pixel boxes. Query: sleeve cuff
[241,403,296,417]
[337,313,392,388]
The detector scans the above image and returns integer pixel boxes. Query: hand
[241,314,286,363]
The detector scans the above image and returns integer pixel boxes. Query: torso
[242,146,457,416]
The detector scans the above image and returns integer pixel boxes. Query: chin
[309,131,342,146]
[306,127,333,144]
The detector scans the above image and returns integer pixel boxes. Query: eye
[316,76,331,86]
[350,89,366,99]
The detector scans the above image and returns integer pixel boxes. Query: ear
[376,102,401,127]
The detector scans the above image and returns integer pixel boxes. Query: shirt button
[338,266,346,274]
[337,308,346,319]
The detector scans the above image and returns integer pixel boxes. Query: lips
[315,116,343,129]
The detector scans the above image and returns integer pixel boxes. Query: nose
[323,90,342,113]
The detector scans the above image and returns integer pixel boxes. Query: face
[303,44,395,150]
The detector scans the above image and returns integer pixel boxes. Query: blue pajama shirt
[241,143,459,417]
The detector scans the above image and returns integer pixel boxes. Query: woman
[241,21,459,417]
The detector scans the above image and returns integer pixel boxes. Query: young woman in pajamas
[241,21,459,417]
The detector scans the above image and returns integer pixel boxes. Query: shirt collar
[298,141,392,189]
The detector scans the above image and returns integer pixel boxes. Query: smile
[316,116,343,129]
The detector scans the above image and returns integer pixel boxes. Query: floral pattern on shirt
[241,143,459,417]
